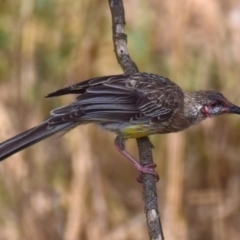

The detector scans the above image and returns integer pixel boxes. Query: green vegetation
[0,0,239,239]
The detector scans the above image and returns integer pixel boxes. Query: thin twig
[108,0,138,74]
[108,0,164,239]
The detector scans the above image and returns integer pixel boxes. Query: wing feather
[46,75,128,97]
[46,73,183,126]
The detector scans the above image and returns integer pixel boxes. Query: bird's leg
[114,136,159,182]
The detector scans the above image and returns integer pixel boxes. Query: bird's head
[197,91,240,118]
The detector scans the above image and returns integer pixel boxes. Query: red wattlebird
[0,73,240,180]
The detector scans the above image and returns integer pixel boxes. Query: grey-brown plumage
[0,73,239,177]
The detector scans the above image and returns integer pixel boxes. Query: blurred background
[0,0,240,239]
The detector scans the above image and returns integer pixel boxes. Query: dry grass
[0,0,240,239]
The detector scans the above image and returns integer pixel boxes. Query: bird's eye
[209,101,220,107]
[210,102,217,107]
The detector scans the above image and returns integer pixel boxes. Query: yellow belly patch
[121,125,152,138]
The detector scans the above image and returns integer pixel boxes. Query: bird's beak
[229,104,240,114]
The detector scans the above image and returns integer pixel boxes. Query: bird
[0,72,239,180]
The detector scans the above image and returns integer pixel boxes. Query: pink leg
[114,136,159,182]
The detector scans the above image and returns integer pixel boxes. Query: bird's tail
[0,121,76,161]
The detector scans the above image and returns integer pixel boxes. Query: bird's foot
[135,163,159,183]
[115,136,159,183]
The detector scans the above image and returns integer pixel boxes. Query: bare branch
[108,0,164,239]
[108,0,138,74]
[137,138,164,240]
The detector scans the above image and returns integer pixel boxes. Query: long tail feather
[0,121,76,161]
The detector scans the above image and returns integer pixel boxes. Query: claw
[136,164,159,183]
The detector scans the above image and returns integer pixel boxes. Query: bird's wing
[46,73,183,125]
[47,74,140,124]
[130,73,184,123]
